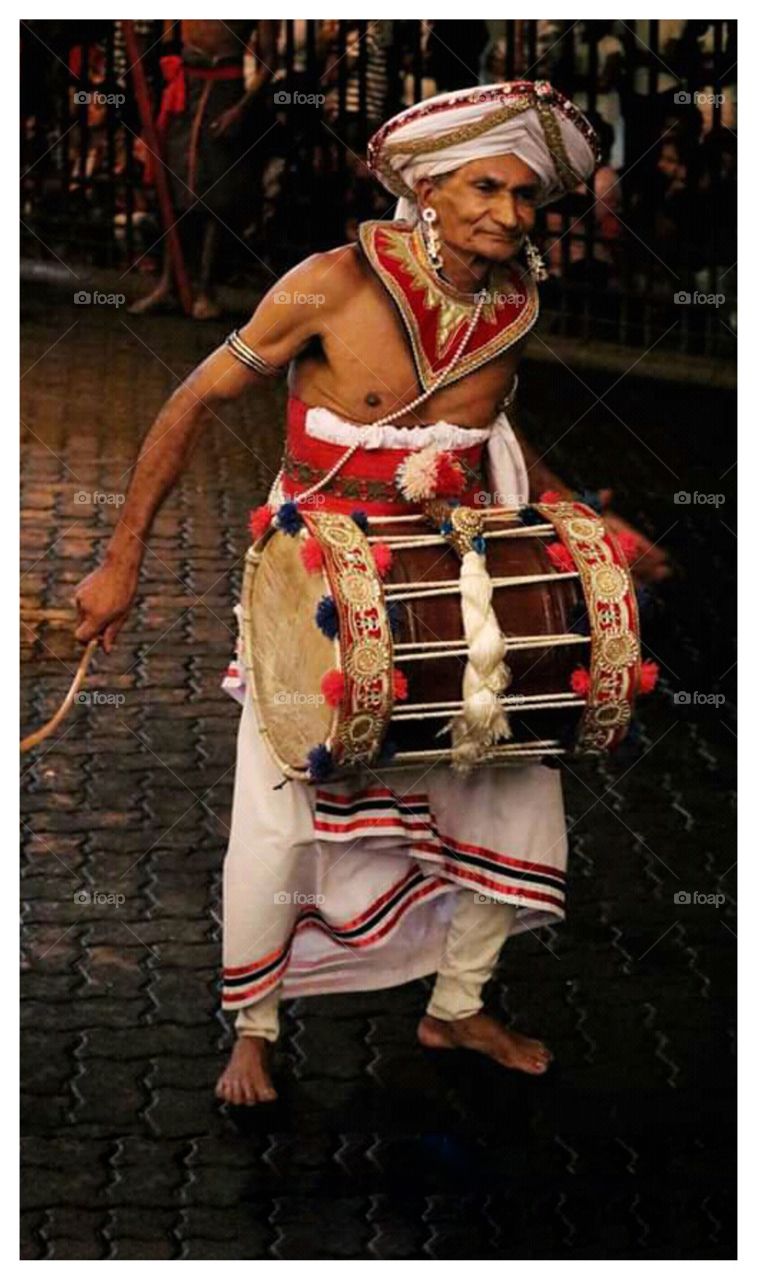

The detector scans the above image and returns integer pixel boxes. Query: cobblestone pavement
[21,288,736,1259]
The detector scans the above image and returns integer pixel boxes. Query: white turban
[366,81,601,224]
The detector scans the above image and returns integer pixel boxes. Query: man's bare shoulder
[274,243,369,311]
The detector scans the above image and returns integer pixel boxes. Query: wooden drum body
[242,501,641,781]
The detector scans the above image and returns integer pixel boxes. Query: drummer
[74,82,669,1106]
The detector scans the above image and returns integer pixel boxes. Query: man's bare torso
[245,243,522,431]
[179,20,251,62]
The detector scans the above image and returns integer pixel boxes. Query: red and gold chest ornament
[358,220,539,393]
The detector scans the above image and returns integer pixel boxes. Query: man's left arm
[511,418,672,585]
[210,22,277,137]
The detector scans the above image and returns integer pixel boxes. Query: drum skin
[245,529,338,775]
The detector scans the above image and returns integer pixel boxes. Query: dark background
[21,17,736,1261]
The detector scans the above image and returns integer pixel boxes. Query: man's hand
[602,510,672,585]
[209,104,245,139]
[74,560,139,654]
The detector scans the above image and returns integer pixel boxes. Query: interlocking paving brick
[21,290,736,1258]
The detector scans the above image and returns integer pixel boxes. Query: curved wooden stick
[20,640,99,753]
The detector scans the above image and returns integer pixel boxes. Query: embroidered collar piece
[358,219,539,391]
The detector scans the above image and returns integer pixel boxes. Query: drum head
[245,531,336,776]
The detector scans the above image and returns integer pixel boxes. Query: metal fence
[21,19,736,357]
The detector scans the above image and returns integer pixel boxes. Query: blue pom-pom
[440,519,453,535]
[448,498,461,508]
[351,508,370,534]
[568,601,591,636]
[387,600,403,637]
[518,505,544,526]
[472,534,487,555]
[378,737,397,763]
[578,489,603,514]
[276,501,304,535]
[307,743,334,781]
[315,595,339,638]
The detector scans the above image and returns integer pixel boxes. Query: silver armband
[225,330,286,378]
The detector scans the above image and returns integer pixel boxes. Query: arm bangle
[225,330,286,377]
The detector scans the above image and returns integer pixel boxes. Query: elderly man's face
[416,154,540,264]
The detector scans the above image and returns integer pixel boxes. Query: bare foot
[418,1011,552,1076]
[128,282,177,315]
[215,1036,278,1105]
[191,294,222,321]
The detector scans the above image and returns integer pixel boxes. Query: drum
[241,500,641,781]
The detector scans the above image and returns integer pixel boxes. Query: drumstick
[20,639,99,753]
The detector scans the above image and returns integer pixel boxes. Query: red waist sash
[281,396,487,516]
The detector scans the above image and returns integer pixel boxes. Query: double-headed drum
[242,501,641,781]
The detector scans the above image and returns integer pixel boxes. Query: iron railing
[20,19,736,358]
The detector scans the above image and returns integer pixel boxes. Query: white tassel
[451,550,512,771]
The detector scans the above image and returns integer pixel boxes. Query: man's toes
[249,1065,277,1103]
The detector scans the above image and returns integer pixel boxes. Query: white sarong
[221,408,568,1011]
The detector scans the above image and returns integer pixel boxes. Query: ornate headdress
[367,80,602,222]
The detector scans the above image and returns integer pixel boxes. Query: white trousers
[235,888,518,1041]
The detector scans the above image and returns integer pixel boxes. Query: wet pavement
[20,286,736,1259]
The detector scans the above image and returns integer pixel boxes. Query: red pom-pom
[393,668,409,701]
[372,542,393,578]
[249,503,273,541]
[546,541,576,573]
[320,669,345,707]
[539,489,564,504]
[300,536,325,574]
[616,531,641,562]
[639,660,659,695]
[570,666,592,696]
[434,452,466,497]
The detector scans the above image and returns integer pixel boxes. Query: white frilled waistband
[303,403,492,451]
[268,403,530,511]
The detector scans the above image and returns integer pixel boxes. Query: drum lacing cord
[450,551,513,771]
[279,290,488,508]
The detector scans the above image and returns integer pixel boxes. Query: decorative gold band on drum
[241,500,642,782]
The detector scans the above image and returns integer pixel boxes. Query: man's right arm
[73,252,349,650]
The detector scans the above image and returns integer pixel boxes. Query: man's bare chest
[312,278,520,427]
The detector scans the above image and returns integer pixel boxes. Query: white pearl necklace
[292,290,488,507]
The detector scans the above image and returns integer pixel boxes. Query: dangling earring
[524,235,549,282]
[421,206,444,274]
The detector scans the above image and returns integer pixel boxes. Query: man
[75,82,668,1106]
[131,20,276,320]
